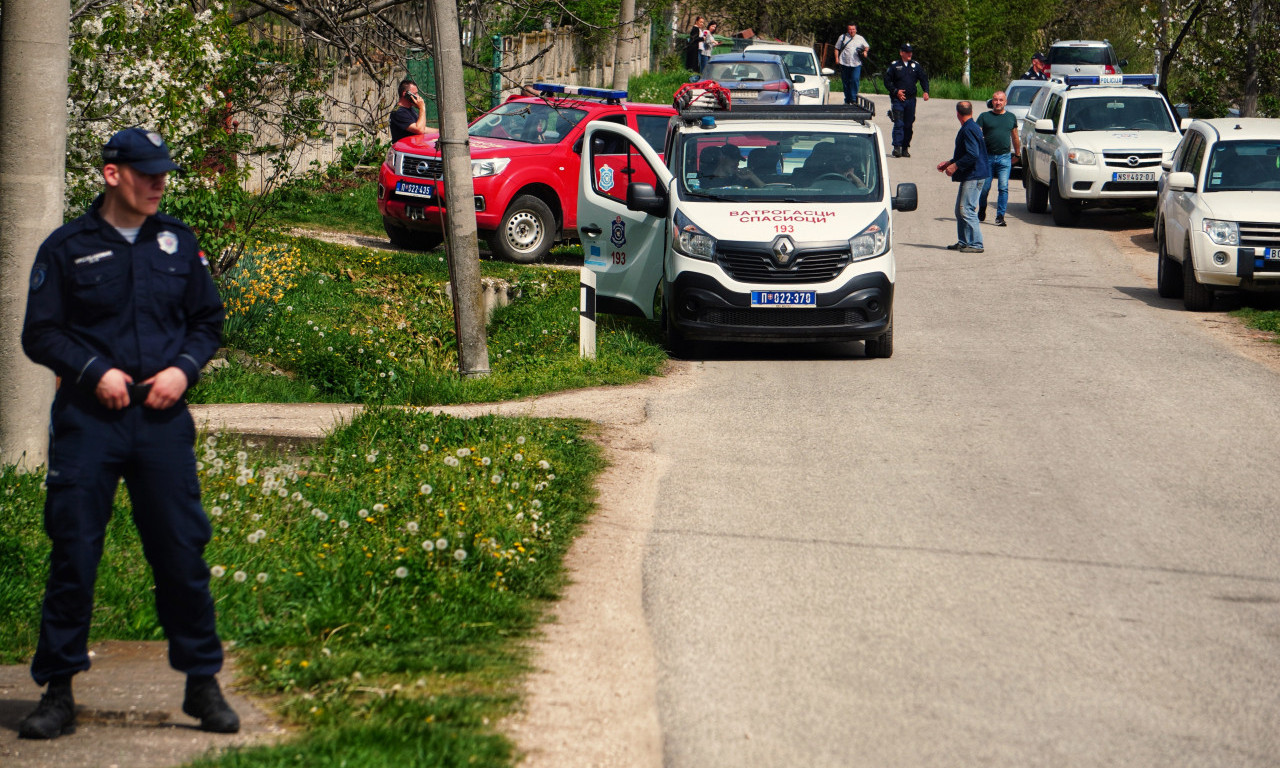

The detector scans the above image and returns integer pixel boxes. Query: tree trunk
[0,0,67,468]
[430,0,490,378]
[1240,0,1260,117]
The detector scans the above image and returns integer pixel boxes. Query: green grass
[260,174,385,236]
[2,409,602,766]
[189,236,668,406]
[1233,304,1280,335]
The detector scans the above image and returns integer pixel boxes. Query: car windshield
[753,50,816,75]
[707,60,786,82]
[1006,85,1039,107]
[1204,140,1280,192]
[677,130,883,203]
[469,102,586,144]
[1062,96,1175,132]
[1050,46,1113,66]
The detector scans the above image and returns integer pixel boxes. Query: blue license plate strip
[1266,247,1280,260]
[751,290,816,307]
[396,181,435,199]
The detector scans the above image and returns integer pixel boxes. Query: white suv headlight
[471,158,510,178]
[1066,148,1097,165]
[849,210,890,261]
[1203,218,1239,245]
[673,209,716,261]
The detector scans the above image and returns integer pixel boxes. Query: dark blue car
[699,52,799,106]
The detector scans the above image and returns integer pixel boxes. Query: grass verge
[1,408,602,766]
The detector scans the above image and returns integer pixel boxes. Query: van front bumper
[667,270,893,343]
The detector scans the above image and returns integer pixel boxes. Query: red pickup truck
[378,84,676,263]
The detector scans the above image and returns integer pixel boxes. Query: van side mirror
[892,182,918,212]
[626,183,667,217]
[1035,118,1055,134]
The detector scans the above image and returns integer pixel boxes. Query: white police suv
[1155,117,1280,310]
[1021,74,1181,226]
[575,99,917,357]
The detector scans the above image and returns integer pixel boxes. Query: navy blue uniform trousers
[891,97,918,149]
[32,390,222,685]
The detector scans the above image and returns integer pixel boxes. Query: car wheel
[865,313,893,358]
[488,194,555,263]
[662,295,692,358]
[1027,173,1049,214]
[1182,237,1215,311]
[1156,225,1184,299]
[383,217,444,251]
[1048,171,1080,226]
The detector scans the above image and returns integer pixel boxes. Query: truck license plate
[395,181,435,200]
[751,290,816,307]
[1111,171,1155,182]
[1266,248,1280,260]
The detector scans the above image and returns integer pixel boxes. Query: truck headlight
[673,209,716,261]
[471,158,510,177]
[385,147,402,173]
[1203,218,1239,245]
[1066,148,1097,165]
[849,210,889,261]
[798,87,819,98]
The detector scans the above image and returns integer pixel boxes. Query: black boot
[183,675,240,733]
[901,147,911,158]
[18,677,76,739]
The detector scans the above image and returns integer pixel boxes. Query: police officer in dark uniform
[1022,52,1050,81]
[883,43,931,158]
[18,127,238,739]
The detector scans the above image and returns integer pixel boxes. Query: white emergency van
[576,101,918,357]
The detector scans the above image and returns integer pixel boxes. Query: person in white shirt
[835,23,870,103]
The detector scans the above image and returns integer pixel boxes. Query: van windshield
[469,103,586,144]
[1062,96,1175,132]
[677,130,883,203]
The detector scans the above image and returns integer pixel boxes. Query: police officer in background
[1022,52,1050,81]
[884,43,930,158]
[18,127,238,740]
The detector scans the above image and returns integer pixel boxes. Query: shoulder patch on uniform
[30,264,47,293]
[158,230,179,254]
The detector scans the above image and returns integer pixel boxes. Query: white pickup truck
[575,101,917,357]
[1021,74,1181,226]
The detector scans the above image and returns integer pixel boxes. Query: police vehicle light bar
[533,83,628,102]
[1063,74,1158,87]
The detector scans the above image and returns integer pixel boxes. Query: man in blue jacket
[18,127,238,739]
[936,101,991,253]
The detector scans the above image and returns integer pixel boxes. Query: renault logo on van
[770,235,796,267]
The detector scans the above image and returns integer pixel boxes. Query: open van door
[577,122,672,319]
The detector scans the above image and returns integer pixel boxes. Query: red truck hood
[393,131,558,159]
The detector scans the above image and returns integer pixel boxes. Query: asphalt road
[640,93,1280,766]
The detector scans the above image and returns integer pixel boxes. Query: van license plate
[751,290,816,307]
[396,181,435,199]
[1111,171,1155,182]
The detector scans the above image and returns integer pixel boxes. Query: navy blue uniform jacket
[22,197,224,395]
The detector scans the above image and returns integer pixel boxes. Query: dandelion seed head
[211,565,226,578]
[419,484,432,495]
[407,521,419,533]
[422,540,435,552]
[395,567,409,578]
[256,572,268,583]
[373,503,386,513]
[234,570,248,582]
[454,549,467,562]
[436,538,448,550]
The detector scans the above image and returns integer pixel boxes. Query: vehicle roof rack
[531,82,627,104]
[678,100,876,125]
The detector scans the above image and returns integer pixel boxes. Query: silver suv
[1048,40,1125,78]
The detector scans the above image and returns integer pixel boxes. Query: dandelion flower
[481,457,491,466]
[339,520,350,529]
[256,572,268,583]
[491,474,503,484]
[456,448,471,458]
[358,508,369,518]
[233,571,248,582]
[444,456,460,467]
[366,453,377,463]
[211,506,223,516]
[407,521,419,533]
[436,538,448,550]
[453,549,467,562]
[292,492,303,501]
[316,511,329,522]
[510,481,520,490]
[373,503,386,513]
[236,451,248,462]
[538,460,551,470]
[419,484,432,495]
[395,567,409,578]
[531,500,542,509]
[205,436,218,447]
[211,565,226,578]
[513,453,523,462]
[236,477,247,486]
[422,540,435,552]
[419,444,430,452]
[516,436,526,445]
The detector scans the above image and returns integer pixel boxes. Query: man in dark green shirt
[976,91,1020,226]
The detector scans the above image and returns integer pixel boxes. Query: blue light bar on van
[533,83,628,101]
[1063,74,1158,87]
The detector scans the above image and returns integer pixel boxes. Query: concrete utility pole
[0,0,67,468]
[429,0,490,378]
[611,0,638,91]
